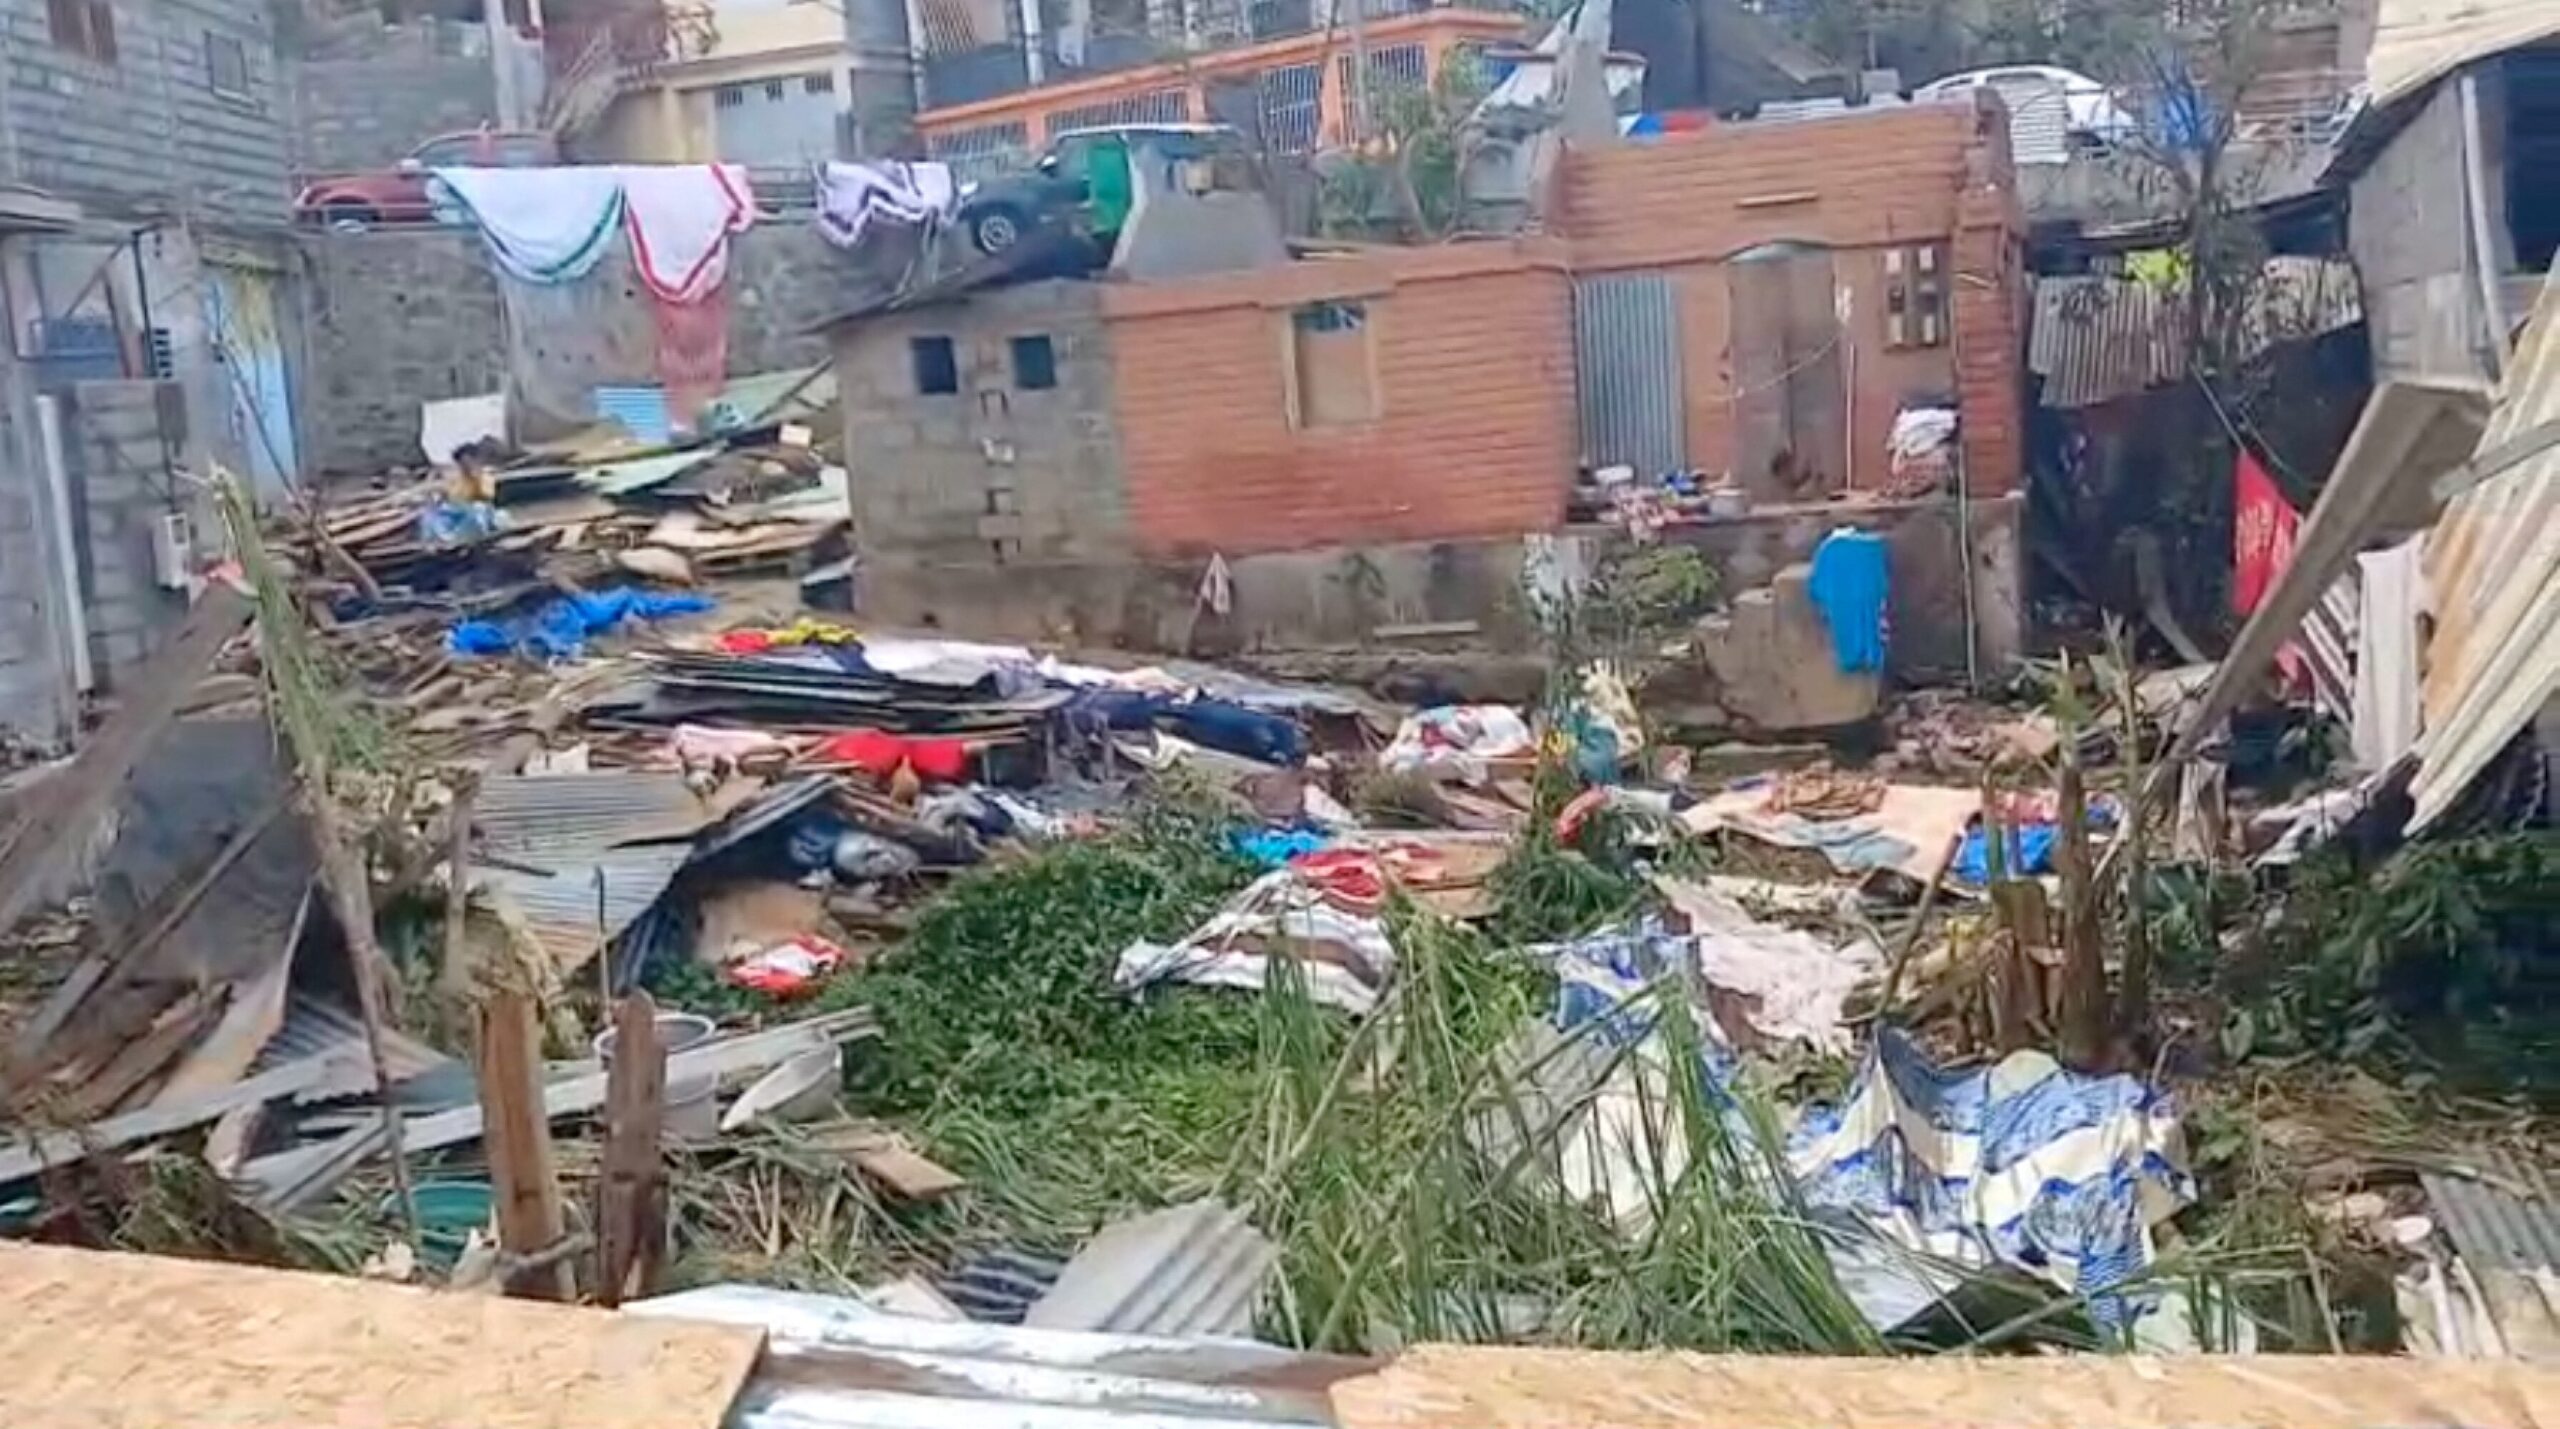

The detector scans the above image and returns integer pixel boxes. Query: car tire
[318,200,380,230]
[969,205,1027,255]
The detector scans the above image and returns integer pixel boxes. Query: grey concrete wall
[297,222,869,474]
[835,279,1128,604]
[58,380,202,683]
[285,16,500,174]
[2352,77,2493,382]
[1662,492,2025,681]
[0,0,290,220]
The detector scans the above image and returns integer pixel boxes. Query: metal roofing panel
[2409,266,2560,831]
[2030,259,2363,410]
[1024,1201,1275,1339]
[2424,1156,2560,1273]
[628,1284,1366,1429]
[2367,0,2560,107]
[477,772,715,856]
[486,843,696,975]
[252,993,451,1086]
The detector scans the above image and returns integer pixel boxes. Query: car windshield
[489,135,552,166]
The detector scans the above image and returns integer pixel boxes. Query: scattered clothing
[1884,406,1957,497]
[811,728,971,783]
[2353,536,2425,770]
[1380,705,1535,782]
[1806,528,1890,673]
[2231,450,2299,616]
[815,160,957,249]
[430,167,625,282]
[1161,698,1306,767]
[725,935,847,996]
[1234,827,1329,869]
[415,496,504,546]
[620,163,754,303]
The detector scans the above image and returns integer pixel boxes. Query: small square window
[1009,334,1057,391]
[205,30,249,96]
[763,78,788,101]
[714,85,745,109]
[1286,300,1376,427]
[803,71,836,95]
[911,335,959,395]
[49,0,116,63]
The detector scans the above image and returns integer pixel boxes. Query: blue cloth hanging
[1806,528,1890,673]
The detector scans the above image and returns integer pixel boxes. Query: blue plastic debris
[448,586,715,660]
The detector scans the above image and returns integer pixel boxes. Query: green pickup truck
[954,122,1249,260]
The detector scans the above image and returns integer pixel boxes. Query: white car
[1914,64,2140,145]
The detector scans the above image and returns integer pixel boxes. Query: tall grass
[1228,905,1886,1354]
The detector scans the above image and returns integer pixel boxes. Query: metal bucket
[593,1011,719,1143]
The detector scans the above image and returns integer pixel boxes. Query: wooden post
[594,991,668,1308]
[477,989,573,1300]
[439,772,480,1013]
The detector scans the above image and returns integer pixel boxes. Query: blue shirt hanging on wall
[1807,528,1890,673]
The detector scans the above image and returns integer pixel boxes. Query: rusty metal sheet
[2367,0,2560,108]
[2410,266,2560,830]
[2030,259,2362,410]
[630,1284,1369,1429]
[474,772,718,975]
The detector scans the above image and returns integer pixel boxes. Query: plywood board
[0,1242,762,1429]
[1332,1346,2560,1429]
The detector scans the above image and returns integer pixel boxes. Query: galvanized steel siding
[1573,271,1686,475]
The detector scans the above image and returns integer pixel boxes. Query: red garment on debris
[2233,451,2310,689]
[2232,452,2299,615]
[718,629,777,653]
[813,728,969,783]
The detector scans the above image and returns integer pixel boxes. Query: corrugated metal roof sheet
[2029,258,2363,409]
[628,1284,1368,1429]
[2424,1155,2560,1273]
[252,994,453,1096]
[475,772,721,974]
[2367,0,2560,107]
[1024,1201,1275,1339]
[2409,265,2560,831]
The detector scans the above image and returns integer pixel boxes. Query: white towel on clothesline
[621,163,756,304]
[816,160,957,250]
[431,166,626,282]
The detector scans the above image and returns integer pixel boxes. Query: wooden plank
[843,1130,965,1202]
[0,585,250,939]
[0,1053,347,1184]
[594,992,667,1308]
[478,990,571,1301]
[234,1009,879,1188]
[0,1240,761,1429]
[1330,1345,2560,1429]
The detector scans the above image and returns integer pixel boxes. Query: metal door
[1728,241,1844,501]
[204,264,298,495]
[1573,271,1686,475]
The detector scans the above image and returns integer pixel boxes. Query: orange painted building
[918,7,1523,168]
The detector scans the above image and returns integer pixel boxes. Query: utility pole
[842,0,921,156]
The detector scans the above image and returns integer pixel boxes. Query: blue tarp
[450,587,714,661]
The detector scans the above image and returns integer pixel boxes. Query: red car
[295,129,560,226]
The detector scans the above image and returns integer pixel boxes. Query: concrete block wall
[287,17,502,173]
[0,0,289,220]
[2350,77,2494,381]
[836,280,1128,573]
[297,223,867,474]
[60,382,199,683]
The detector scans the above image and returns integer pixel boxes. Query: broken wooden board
[0,1241,762,1429]
[0,585,250,937]
[834,1127,964,1202]
[1330,1346,2560,1429]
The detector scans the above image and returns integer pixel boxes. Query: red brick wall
[1561,99,2024,495]
[1102,242,1578,559]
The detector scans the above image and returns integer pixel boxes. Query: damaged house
[829,93,2025,690]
